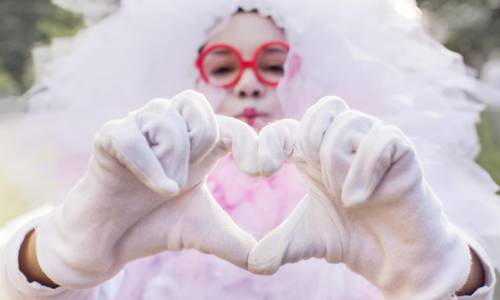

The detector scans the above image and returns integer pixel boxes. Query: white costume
[1,0,500,299]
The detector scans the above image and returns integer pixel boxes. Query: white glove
[249,96,472,300]
[35,90,257,289]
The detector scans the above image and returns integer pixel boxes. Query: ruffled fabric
[207,156,306,239]
[115,252,383,300]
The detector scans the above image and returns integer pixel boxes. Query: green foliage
[415,0,500,188]
[37,3,84,40]
[417,0,500,68]
[476,110,500,189]
[0,66,19,96]
[0,0,82,95]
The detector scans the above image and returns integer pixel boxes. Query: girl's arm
[19,230,59,289]
[0,208,109,300]
[456,248,485,296]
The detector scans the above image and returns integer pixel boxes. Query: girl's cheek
[267,112,279,122]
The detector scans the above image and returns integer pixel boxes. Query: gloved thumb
[248,195,338,275]
[167,185,257,269]
[257,119,299,177]
[214,115,259,176]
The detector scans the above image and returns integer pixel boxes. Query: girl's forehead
[205,13,287,58]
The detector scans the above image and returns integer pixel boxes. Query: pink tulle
[208,155,307,239]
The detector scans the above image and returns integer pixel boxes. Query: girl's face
[197,12,287,130]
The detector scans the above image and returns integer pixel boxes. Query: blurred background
[1,0,499,219]
[0,0,499,294]
[1,0,500,221]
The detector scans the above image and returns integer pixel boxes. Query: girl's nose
[233,69,265,99]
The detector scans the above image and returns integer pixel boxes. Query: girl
[1,0,499,299]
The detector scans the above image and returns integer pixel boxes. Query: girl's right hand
[33,90,257,289]
[248,96,473,300]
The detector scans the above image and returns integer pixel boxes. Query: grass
[0,165,27,225]
[476,109,500,191]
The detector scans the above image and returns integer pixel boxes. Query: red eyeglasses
[196,41,290,89]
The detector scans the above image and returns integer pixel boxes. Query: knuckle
[175,90,209,108]
[147,98,170,111]
[204,124,218,145]
[179,89,203,99]
[317,95,350,112]
[94,119,120,146]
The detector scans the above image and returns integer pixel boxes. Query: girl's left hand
[33,90,258,289]
[248,96,472,300]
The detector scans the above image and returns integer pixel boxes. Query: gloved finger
[257,119,299,177]
[95,116,180,197]
[167,185,257,269]
[298,96,349,166]
[248,195,337,275]
[170,90,218,164]
[341,124,413,207]
[319,110,378,200]
[214,115,259,176]
[132,99,191,189]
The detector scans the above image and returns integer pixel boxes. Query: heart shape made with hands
[42,89,469,298]
[121,90,469,300]
[139,90,469,300]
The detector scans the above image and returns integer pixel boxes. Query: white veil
[1,0,500,269]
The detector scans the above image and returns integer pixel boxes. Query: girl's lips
[237,107,268,118]
[236,107,269,126]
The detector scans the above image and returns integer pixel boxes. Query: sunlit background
[0,0,499,295]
